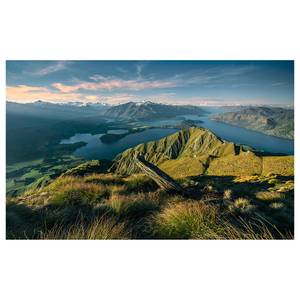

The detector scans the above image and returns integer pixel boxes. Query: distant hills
[111,127,294,178]
[104,101,206,120]
[6,100,109,120]
[212,107,294,139]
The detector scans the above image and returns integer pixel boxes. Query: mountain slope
[104,101,206,120]
[212,107,294,139]
[111,127,294,178]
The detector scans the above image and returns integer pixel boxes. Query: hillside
[7,126,294,239]
[111,127,294,178]
[212,107,294,139]
[104,101,206,120]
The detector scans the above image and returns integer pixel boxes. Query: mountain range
[103,101,206,120]
[212,107,294,139]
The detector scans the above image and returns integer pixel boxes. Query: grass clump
[50,181,110,206]
[255,191,285,201]
[40,217,131,239]
[123,174,157,192]
[153,202,225,239]
[108,192,161,218]
[223,189,233,200]
[228,198,255,214]
[270,202,285,209]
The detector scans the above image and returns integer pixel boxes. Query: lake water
[144,107,294,155]
[61,128,178,160]
[61,107,294,160]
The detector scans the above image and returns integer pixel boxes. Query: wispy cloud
[52,77,176,93]
[30,61,69,76]
[6,85,82,102]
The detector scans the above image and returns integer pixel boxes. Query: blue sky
[6,60,294,105]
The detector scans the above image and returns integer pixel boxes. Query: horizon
[6,60,294,106]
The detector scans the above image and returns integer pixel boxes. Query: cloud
[136,64,144,79]
[31,61,69,76]
[48,64,259,94]
[52,82,79,93]
[6,85,83,102]
[83,95,101,102]
[52,77,176,93]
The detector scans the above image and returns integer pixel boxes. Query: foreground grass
[6,172,294,240]
[41,217,131,240]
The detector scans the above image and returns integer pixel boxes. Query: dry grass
[153,201,286,239]
[7,171,294,240]
[262,156,294,176]
[153,202,225,239]
[207,152,262,176]
[255,191,285,201]
[223,189,233,200]
[228,198,255,214]
[40,217,131,239]
[107,192,162,218]
[270,202,285,209]
[51,182,110,205]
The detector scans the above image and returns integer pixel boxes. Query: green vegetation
[6,126,294,240]
[6,155,84,197]
[111,127,293,178]
[6,169,294,239]
[212,107,294,139]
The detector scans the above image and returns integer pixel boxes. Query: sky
[6,60,294,106]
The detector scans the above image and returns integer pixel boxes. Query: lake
[61,107,294,160]
[61,128,178,160]
[144,107,294,155]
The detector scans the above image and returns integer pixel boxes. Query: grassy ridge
[7,171,294,239]
[112,127,294,178]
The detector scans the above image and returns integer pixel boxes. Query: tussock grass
[223,189,233,200]
[7,170,294,240]
[123,174,157,192]
[270,202,285,209]
[255,191,285,201]
[83,173,124,185]
[40,217,131,239]
[107,192,161,218]
[50,182,110,206]
[153,202,225,239]
[228,198,255,214]
[152,201,286,239]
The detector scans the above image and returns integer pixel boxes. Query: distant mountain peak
[104,101,206,121]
